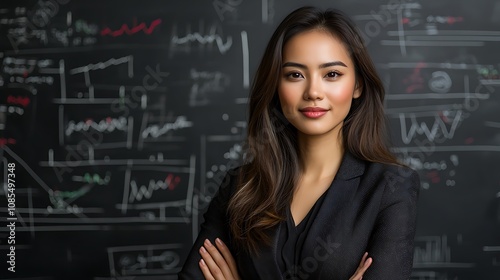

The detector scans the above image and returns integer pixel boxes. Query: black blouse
[277,191,328,278]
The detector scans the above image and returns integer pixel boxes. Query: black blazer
[179,152,420,279]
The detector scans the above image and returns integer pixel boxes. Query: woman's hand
[349,252,373,280]
[198,238,241,280]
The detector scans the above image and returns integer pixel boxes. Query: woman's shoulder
[363,160,420,195]
[367,161,418,179]
[223,165,243,180]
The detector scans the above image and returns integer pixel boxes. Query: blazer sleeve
[364,167,420,280]
[178,169,237,279]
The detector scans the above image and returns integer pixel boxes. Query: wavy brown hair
[228,6,399,254]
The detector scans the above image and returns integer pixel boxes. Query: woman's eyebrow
[282,61,348,69]
[319,61,348,68]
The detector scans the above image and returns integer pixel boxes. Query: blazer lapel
[301,152,365,262]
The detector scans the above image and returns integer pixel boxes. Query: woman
[179,6,419,280]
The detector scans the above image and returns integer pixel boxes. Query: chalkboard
[1,0,499,279]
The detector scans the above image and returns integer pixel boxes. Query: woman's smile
[299,107,329,118]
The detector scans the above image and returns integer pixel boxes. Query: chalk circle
[429,71,452,93]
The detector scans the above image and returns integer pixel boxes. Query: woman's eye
[326,71,341,78]
[286,72,303,79]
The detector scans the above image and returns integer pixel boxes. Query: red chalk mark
[165,173,181,190]
[404,62,427,93]
[101,18,162,37]
[447,16,463,25]
[7,95,30,107]
[0,138,17,147]
[405,84,424,94]
[402,17,410,24]
[465,137,474,144]
[426,171,441,184]
[438,111,449,123]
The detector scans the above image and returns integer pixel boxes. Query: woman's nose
[303,77,324,100]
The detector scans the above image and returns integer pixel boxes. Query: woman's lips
[299,107,328,118]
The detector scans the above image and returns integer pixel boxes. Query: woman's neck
[298,131,344,180]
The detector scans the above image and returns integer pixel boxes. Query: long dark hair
[228,6,399,255]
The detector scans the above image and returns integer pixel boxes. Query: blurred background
[0,0,499,279]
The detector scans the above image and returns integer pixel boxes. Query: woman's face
[278,29,360,139]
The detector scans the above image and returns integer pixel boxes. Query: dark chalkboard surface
[1,0,499,279]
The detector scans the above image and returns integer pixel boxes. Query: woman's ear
[353,80,362,99]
